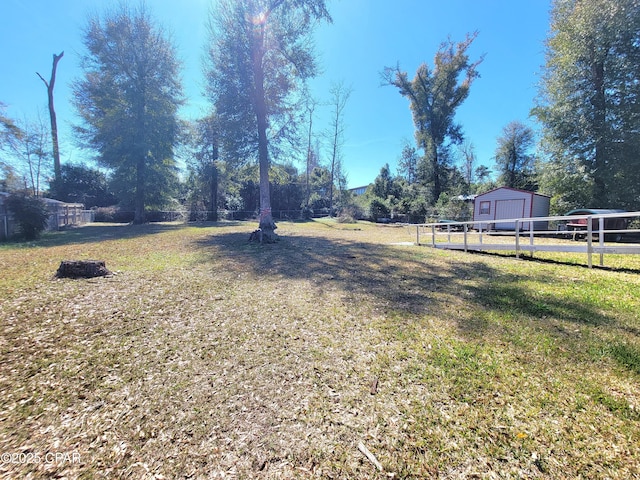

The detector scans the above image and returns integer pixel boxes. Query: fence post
[415,225,419,245]
[587,215,593,268]
[463,224,468,253]
[529,223,534,258]
[431,224,436,248]
[599,216,605,267]
[515,220,520,258]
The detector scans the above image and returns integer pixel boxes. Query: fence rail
[1,210,95,240]
[413,211,640,268]
[49,209,95,230]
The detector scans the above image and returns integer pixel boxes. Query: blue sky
[0,0,551,188]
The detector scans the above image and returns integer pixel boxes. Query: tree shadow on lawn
[194,229,640,379]
[195,231,621,342]
[197,231,484,316]
[459,263,640,377]
[468,249,640,274]
[469,279,615,327]
[32,221,246,248]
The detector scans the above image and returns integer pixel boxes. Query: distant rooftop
[348,186,368,196]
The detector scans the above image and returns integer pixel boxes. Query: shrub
[300,206,314,220]
[336,204,363,223]
[93,206,115,222]
[368,197,390,221]
[336,213,356,224]
[93,207,134,223]
[5,193,50,240]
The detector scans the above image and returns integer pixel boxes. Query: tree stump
[56,260,111,279]
[248,228,279,244]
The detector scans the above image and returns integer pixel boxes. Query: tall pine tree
[73,4,183,223]
[383,33,483,203]
[206,0,331,241]
[534,0,640,210]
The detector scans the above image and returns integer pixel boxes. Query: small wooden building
[473,187,550,231]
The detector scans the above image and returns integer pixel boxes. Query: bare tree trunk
[459,140,475,186]
[327,82,351,217]
[133,84,147,224]
[36,51,64,191]
[251,20,276,242]
[305,99,315,210]
[329,130,336,216]
[209,163,218,222]
[429,140,442,201]
[134,158,146,224]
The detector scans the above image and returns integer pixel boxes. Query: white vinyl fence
[414,211,640,268]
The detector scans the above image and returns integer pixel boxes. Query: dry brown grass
[1,219,639,478]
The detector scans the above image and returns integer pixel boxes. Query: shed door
[494,199,525,230]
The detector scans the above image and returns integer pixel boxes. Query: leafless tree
[326,81,352,215]
[36,51,64,188]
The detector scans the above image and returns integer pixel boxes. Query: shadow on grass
[195,231,620,332]
[195,231,489,318]
[467,249,640,274]
[608,342,640,376]
[469,280,615,327]
[196,229,640,377]
[32,223,635,375]
[28,221,247,248]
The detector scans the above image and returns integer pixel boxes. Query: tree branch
[36,72,49,88]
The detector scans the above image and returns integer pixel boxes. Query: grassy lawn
[1,219,639,478]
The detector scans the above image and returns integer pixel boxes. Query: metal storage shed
[473,187,550,231]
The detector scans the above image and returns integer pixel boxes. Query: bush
[5,193,50,240]
[93,207,134,223]
[93,207,115,222]
[336,213,356,224]
[300,206,314,220]
[336,204,363,223]
[369,197,390,221]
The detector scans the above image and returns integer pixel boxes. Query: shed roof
[475,186,550,198]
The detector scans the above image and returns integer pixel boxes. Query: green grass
[0,219,639,478]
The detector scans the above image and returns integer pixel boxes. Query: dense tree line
[1,0,639,233]
[534,0,640,213]
[183,159,352,220]
[366,0,640,220]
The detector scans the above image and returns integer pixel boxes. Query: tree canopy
[72,4,183,223]
[206,0,331,239]
[0,102,22,154]
[383,33,483,202]
[494,121,536,191]
[55,163,117,208]
[534,0,640,210]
